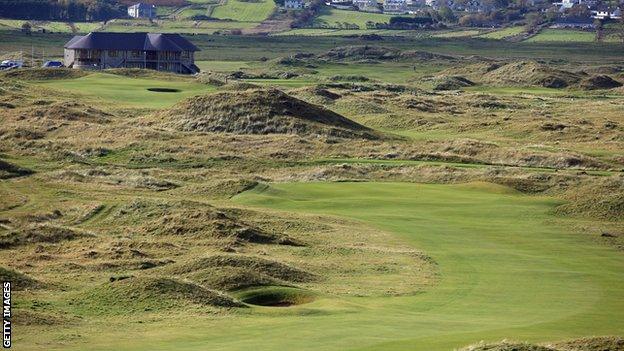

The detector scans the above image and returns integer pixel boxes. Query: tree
[524,11,542,33]
[438,5,457,23]
[21,21,31,35]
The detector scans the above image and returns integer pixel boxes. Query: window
[109,50,118,57]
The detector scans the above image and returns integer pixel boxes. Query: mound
[187,266,280,291]
[548,336,624,351]
[439,62,502,77]
[18,101,111,123]
[12,310,71,326]
[159,88,377,139]
[0,267,39,290]
[319,45,401,61]
[0,159,33,179]
[555,176,623,221]
[577,75,623,90]
[482,61,582,88]
[290,86,342,105]
[110,200,302,245]
[82,277,243,312]
[0,225,92,249]
[400,51,456,61]
[170,254,317,289]
[193,179,259,199]
[461,342,556,351]
[0,68,87,81]
[433,76,475,90]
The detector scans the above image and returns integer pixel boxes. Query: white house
[353,0,378,10]
[128,3,157,19]
[384,0,408,13]
[284,0,305,9]
[591,6,622,19]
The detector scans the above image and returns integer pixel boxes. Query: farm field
[0,32,623,351]
[525,28,618,43]
[312,6,393,28]
[211,0,276,22]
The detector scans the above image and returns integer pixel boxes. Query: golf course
[1,31,623,351]
[30,181,621,350]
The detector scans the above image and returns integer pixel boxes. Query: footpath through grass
[45,182,624,351]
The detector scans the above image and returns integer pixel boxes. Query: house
[128,3,157,19]
[63,32,200,74]
[284,0,305,9]
[353,0,379,11]
[384,0,408,13]
[591,6,622,19]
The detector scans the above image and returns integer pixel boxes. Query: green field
[526,29,598,42]
[433,29,483,38]
[211,0,276,23]
[37,73,215,108]
[313,6,393,28]
[478,26,524,39]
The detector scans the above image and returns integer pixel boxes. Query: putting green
[36,73,215,108]
[55,181,623,351]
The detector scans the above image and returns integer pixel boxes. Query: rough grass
[0,267,39,290]
[0,68,88,81]
[157,88,379,138]
[481,61,583,88]
[0,159,33,179]
[80,277,244,314]
[169,254,318,286]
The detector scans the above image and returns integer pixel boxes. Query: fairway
[45,182,624,351]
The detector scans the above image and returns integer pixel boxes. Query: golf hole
[147,88,181,93]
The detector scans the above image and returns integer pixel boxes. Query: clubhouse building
[63,32,200,74]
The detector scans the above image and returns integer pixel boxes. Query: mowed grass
[478,26,524,39]
[525,29,597,42]
[313,6,393,28]
[36,73,215,108]
[211,0,276,22]
[35,182,624,351]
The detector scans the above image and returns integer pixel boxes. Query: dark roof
[129,3,156,9]
[64,32,199,52]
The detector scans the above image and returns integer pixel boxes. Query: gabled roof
[64,32,199,52]
[129,3,156,9]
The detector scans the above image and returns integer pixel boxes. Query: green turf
[433,29,483,38]
[478,26,524,39]
[35,73,216,108]
[43,182,624,351]
[211,0,275,22]
[525,29,598,42]
[313,6,393,28]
